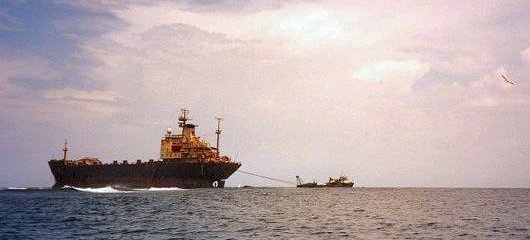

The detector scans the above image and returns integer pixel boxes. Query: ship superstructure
[48,109,241,189]
[159,109,230,163]
[296,175,354,188]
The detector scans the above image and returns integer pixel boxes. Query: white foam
[7,187,27,190]
[69,186,186,193]
[146,187,186,191]
[71,186,129,193]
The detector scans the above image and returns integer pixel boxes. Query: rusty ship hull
[49,160,241,189]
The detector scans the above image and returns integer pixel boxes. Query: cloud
[468,97,499,108]
[180,0,286,13]
[412,66,530,113]
[0,56,62,95]
[2,1,530,187]
[522,47,530,64]
[0,9,23,32]
[352,59,431,94]
[353,59,431,82]
[41,1,530,187]
[44,88,120,102]
[0,56,120,123]
[137,23,245,51]
[53,0,134,12]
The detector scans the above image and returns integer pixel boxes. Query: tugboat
[296,176,321,188]
[324,176,354,187]
[48,109,241,189]
[296,175,354,188]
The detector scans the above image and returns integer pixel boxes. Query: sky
[1,0,529,188]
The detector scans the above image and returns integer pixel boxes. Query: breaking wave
[7,187,28,190]
[67,185,186,193]
[71,186,129,193]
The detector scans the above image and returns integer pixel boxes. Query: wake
[66,185,186,193]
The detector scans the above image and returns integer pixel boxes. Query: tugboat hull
[296,175,354,188]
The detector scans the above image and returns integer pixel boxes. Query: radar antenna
[178,108,192,136]
[178,108,189,126]
[215,117,223,158]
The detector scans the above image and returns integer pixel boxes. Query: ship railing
[97,159,160,166]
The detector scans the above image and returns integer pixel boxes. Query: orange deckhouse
[160,109,230,163]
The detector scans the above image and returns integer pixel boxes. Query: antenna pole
[215,117,223,158]
[62,139,68,164]
[179,108,189,134]
[180,109,189,124]
[182,109,188,124]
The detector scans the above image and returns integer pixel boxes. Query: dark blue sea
[0,187,529,239]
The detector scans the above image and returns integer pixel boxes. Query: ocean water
[0,187,528,239]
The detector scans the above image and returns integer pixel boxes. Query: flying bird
[500,74,515,85]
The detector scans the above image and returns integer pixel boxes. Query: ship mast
[215,117,222,158]
[178,108,189,134]
[62,139,68,164]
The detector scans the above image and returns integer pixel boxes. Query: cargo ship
[48,109,241,189]
[296,175,354,188]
